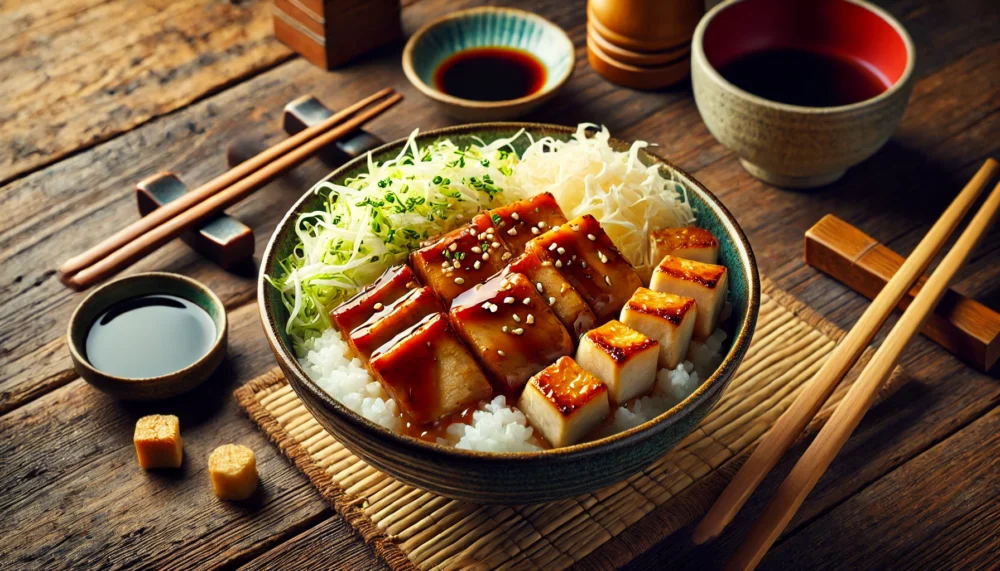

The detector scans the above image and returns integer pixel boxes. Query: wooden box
[273,0,402,70]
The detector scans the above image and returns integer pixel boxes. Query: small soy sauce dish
[402,7,575,121]
[67,272,228,400]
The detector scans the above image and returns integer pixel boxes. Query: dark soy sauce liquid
[434,47,546,102]
[85,294,216,378]
[719,48,890,107]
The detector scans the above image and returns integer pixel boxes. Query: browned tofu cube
[481,192,568,253]
[134,414,183,469]
[527,215,643,322]
[409,217,511,304]
[349,286,444,360]
[650,255,728,339]
[369,313,493,425]
[330,264,420,337]
[649,226,720,266]
[449,271,574,395]
[576,320,659,405]
[517,356,610,448]
[508,249,597,339]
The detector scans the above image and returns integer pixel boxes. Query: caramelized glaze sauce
[651,226,719,250]
[625,288,696,325]
[655,255,727,289]
[585,321,659,364]
[331,264,419,335]
[483,192,568,252]
[349,286,443,359]
[531,357,606,416]
[410,217,510,303]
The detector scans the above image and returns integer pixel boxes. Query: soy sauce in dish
[434,47,546,102]
[718,48,890,107]
[85,295,216,378]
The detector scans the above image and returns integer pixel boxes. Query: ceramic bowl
[691,0,916,188]
[259,123,759,504]
[67,272,228,400]
[402,7,574,121]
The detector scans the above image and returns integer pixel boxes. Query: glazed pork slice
[348,286,444,360]
[369,313,493,425]
[575,320,659,405]
[409,216,511,304]
[449,271,574,395]
[650,255,728,339]
[649,227,720,265]
[517,356,610,448]
[331,264,420,337]
[620,287,697,369]
[527,214,643,322]
[480,192,569,253]
[508,249,597,339]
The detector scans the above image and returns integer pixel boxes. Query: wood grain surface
[1,0,998,569]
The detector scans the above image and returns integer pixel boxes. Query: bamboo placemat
[235,279,907,570]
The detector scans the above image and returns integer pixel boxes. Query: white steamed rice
[298,313,731,451]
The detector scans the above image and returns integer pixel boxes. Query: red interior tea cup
[691,0,915,188]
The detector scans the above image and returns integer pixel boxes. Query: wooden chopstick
[724,176,1000,571]
[692,158,1000,545]
[62,92,403,290]
[58,87,397,286]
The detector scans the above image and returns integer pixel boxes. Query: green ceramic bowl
[259,123,759,504]
[67,272,228,400]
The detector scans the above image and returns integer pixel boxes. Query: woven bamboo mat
[235,279,907,570]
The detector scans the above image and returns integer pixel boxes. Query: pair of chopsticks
[693,158,1000,569]
[58,88,404,290]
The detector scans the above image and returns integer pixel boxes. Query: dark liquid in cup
[434,47,546,102]
[85,294,216,378]
[719,48,890,107]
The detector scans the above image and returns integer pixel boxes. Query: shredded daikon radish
[513,124,696,279]
[267,129,526,352]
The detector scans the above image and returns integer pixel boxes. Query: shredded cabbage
[513,124,696,280]
[267,129,527,352]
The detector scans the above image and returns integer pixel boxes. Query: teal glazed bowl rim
[259,123,760,469]
[67,272,228,398]
[401,7,576,111]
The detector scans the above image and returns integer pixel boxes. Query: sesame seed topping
[471,246,482,254]
[473,260,481,270]
[491,241,500,248]
[482,253,490,260]
[502,326,508,333]
[548,296,556,305]
[482,302,492,310]
[504,297,515,304]
[448,243,457,251]
[489,303,498,313]
[581,261,588,268]
[507,227,518,236]
[502,252,511,261]
[512,314,521,323]
[557,247,566,255]
[522,297,531,305]
[452,259,461,268]
[536,282,544,293]
[548,243,557,251]
[604,275,612,286]
[531,227,540,235]
[373,303,384,311]
[587,234,596,241]
[538,221,547,229]
[566,259,572,266]
[552,225,561,231]
[498,350,506,357]
[455,277,465,285]
[555,260,563,268]
[541,260,552,267]
[598,250,608,264]
[512,328,524,336]
[570,224,579,231]
[511,212,520,220]
[527,314,535,324]
[478,232,486,240]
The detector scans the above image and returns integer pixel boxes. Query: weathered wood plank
[0,0,292,184]
[761,404,1000,570]
[0,302,334,570]
[239,517,390,571]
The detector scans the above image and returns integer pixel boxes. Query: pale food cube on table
[576,320,659,405]
[208,444,258,500]
[369,313,493,424]
[650,255,728,339]
[620,287,698,369]
[518,356,610,448]
[134,414,183,469]
[649,226,720,265]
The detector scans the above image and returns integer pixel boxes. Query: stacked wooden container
[273,0,402,70]
[587,0,704,89]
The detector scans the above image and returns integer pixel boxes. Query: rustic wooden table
[2,0,998,569]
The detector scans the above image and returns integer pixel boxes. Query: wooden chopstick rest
[806,214,1000,371]
[136,173,254,270]
[226,95,385,169]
